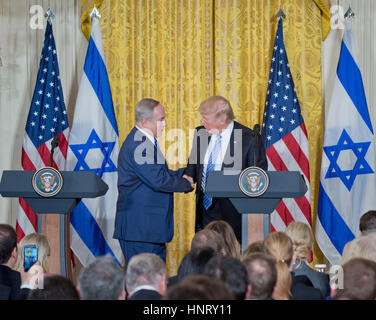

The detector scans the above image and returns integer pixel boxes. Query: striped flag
[315,22,376,265]
[17,20,69,241]
[261,18,312,232]
[65,16,122,266]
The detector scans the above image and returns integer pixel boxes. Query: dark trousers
[119,240,166,269]
[199,193,242,243]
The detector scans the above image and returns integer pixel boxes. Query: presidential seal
[238,167,269,197]
[32,167,63,197]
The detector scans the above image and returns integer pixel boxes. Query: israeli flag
[316,23,376,265]
[66,16,122,266]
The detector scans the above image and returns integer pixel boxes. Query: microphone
[252,124,260,167]
[50,135,60,168]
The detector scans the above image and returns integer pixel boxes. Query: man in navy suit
[114,98,194,266]
[183,96,268,243]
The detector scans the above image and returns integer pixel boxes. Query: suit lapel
[197,128,211,187]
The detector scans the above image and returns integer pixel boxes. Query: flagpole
[37,8,55,236]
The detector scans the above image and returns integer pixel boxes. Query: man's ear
[158,273,167,295]
[245,284,252,300]
[330,287,337,299]
[12,246,17,260]
[119,289,126,300]
[76,286,81,299]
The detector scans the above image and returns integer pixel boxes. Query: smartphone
[24,245,38,272]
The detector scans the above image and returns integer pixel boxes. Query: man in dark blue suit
[114,98,194,266]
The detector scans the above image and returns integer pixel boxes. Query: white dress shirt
[202,121,234,182]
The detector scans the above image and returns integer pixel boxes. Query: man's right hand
[182,174,195,189]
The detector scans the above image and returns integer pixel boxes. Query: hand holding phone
[24,245,38,272]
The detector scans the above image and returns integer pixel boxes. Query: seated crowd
[1,210,376,300]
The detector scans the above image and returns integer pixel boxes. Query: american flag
[261,18,312,232]
[17,20,69,241]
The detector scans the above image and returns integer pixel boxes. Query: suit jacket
[0,265,29,300]
[183,121,268,240]
[293,260,330,298]
[291,274,324,300]
[114,127,193,244]
[128,289,162,300]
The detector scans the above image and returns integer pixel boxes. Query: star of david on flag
[316,22,376,265]
[70,129,117,174]
[323,129,373,191]
[65,16,122,266]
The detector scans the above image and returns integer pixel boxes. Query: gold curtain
[80,0,329,274]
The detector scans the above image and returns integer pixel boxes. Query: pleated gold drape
[81,0,330,274]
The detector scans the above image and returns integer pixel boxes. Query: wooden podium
[0,170,108,277]
[205,170,308,251]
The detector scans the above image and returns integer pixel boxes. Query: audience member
[78,255,125,300]
[286,221,330,298]
[359,210,376,235]
[242,240,264,259]
[341,233,376,265]
[204,255,250,299]
[205,220,241,258]
[175,247,217,283]
[0,224,42,300]
[190,229,224,254]
[263,232,293,300]
[243,253,277,300]
[14,233,51,273]
[126,253,167,300]
[332,258,376,300]
[264,231,323,300]
[164,274,235,300]
[28,275,79,300]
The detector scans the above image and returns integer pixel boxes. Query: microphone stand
[252,124,260,167]
[50,136,60,168]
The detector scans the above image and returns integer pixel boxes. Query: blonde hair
[285,222,313,261]
[264,232,294,300]
[198,96,235,123]
[205,220,241,259]
[341,234,376,265]
[14,233,51,273]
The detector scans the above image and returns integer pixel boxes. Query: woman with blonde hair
[264,232,294,300]
[14,233,51,273]
[205,220,241,259]
[286,221,330,298]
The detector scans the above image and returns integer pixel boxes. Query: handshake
[182,174,195,190]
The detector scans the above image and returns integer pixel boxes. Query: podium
[205,170,307,251]
[0,170,108,277]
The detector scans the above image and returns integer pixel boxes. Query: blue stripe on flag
[70,201,120,265]
[317,183,355,255]
[83,36,119,136]
[337,41,374,134]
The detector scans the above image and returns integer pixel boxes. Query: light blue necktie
[202,134,222,210]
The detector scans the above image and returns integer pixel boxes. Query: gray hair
[126,253,167,294]
[135,98,160,123]
[78,255,125,300]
